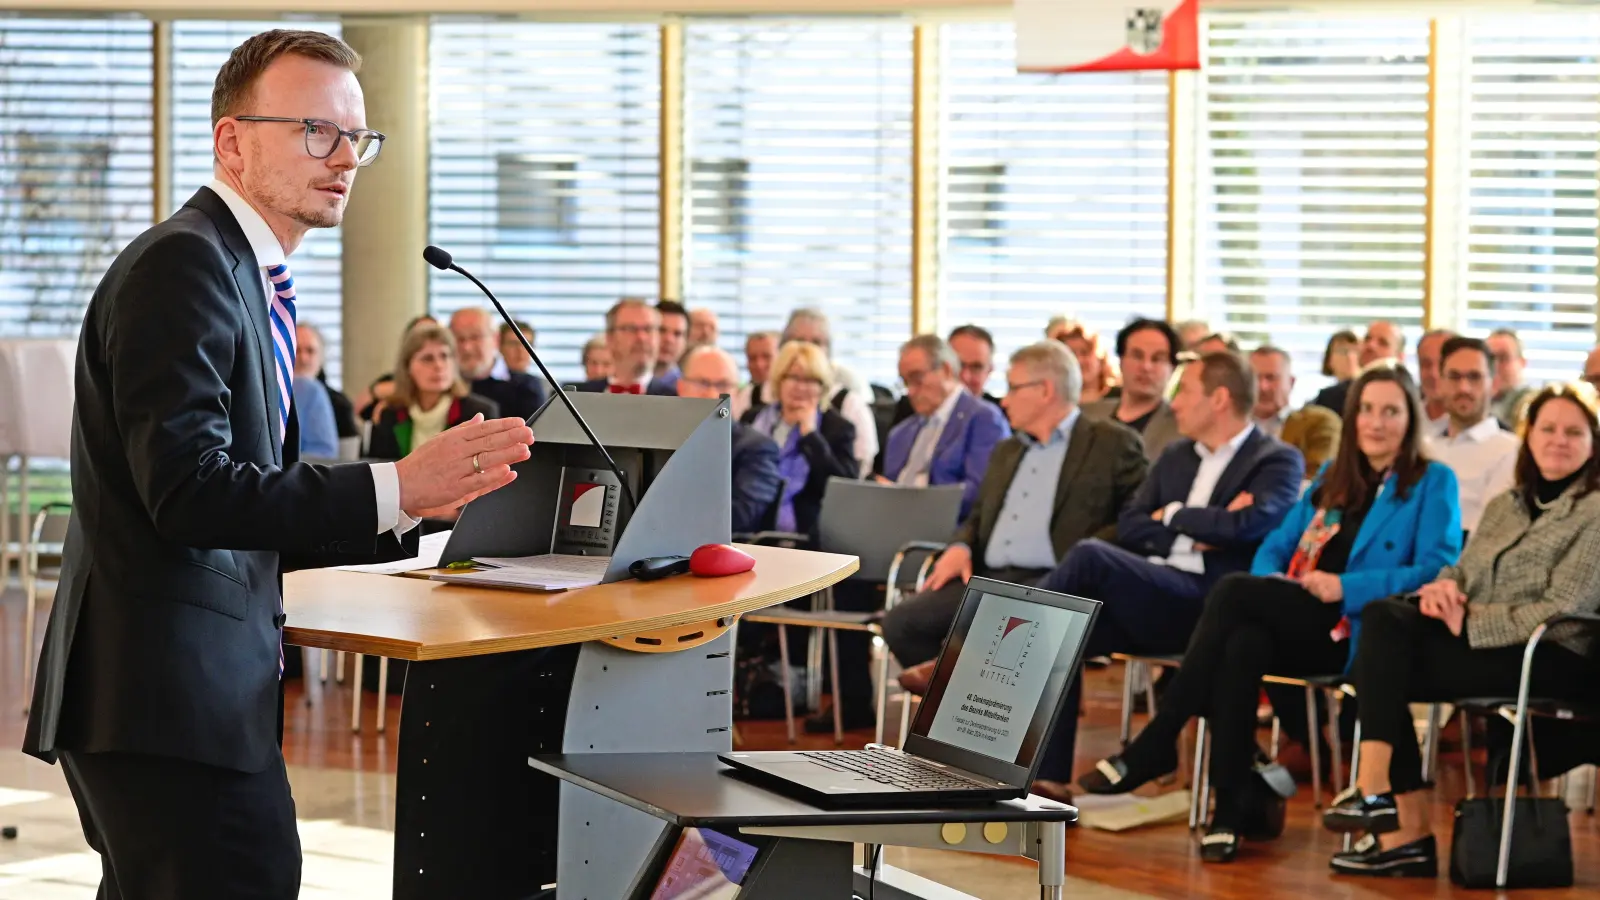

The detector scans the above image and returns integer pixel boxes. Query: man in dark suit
[574,298,678,395]
[880,341,1149,669]
[449,306,548,421]
[23,32,534,899]
[676,344,781,533]
[1082,318,1182,460]
[1028,352,1304,796]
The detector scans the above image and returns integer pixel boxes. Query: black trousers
[1352,596,1598,795]
[60,748,301,900]
[1120,572,1348,796]
[880,565,1050,668]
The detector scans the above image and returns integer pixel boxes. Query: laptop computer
[719,576,1100,808]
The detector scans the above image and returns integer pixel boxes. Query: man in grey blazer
[1083,317,1181,461]
[881,341,1150,668]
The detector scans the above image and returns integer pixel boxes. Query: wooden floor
[3,600,1596,898]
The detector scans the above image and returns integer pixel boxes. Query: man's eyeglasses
[234,116,385,167]
[900,368,932,389]
[610,324,658,337]
[1006,379,1046,395]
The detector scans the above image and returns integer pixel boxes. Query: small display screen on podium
[648,828,757,900]
[553,466,623,556]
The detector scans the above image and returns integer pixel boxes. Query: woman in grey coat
[1322,382,1600,877]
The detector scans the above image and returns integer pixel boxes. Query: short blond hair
[768,340,834,400]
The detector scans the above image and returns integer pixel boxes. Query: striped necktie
[265,263,298,446]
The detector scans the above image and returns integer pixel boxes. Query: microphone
[423,245,638,513]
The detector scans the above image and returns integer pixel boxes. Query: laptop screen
[910,585,1093,769]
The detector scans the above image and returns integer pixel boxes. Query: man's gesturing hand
[395,414,534,518]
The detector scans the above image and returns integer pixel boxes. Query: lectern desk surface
[529,752,1079,829]
[283,542,857,660]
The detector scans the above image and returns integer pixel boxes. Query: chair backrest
[816,478,962,581]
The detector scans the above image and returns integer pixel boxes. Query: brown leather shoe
[1031,780,1075,805]
[897,660,936,696]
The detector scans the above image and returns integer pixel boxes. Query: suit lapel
[1053,415,1095,518]
[932,394,973,463]
[1350,473,1399,560]
[1205,429,1262,506]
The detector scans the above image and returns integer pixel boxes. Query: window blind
[936,21,1168,371]
[1461,14,1600,386]
[0,16,152,336]
[168,20,345,385]
[430,19,659,384]
[681,20,912,386]
[1196,14,1430,396]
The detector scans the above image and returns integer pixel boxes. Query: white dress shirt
[1154,424,1255,575]
[1425,416,1519,532]
[206,180,415,537]
[897,385,963,486]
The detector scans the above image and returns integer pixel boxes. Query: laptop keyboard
[799,750,994,792]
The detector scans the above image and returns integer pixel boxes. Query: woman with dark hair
[1078,365,1462,862]
[366,325,498,460]
[1323,330,1360,380]
[1324,382,1600,878]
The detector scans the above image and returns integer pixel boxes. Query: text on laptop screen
[916,590,1092,767]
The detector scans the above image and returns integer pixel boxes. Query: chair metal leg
[898,692,913,747]
[21,523,38,715]
[1143,670,1157,721]
[301,647,316,707]
[1420,702,1442,784]
[1269,717,1281,761]
[828,630,843,745]
[873,633,890,747]
[1327,689,1345,793]
[1461,710,1476,799]
[17,458,29,599]
[336,651,346,684]
[351,653,364,733]
[1189,718,1209,829]
[319,649,329,683]
[805,594,823,714]
[1118,661,1139,746]
[777,623,796,745]
[376,657,389,733]
[1344,716,1362,852]
[0,457,11,581]
[1588,765,1597,814]
[1497,704,1538,888]
[1304,686,1323,807]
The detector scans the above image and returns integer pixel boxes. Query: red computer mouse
[689,543,755,577]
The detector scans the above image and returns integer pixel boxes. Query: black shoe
[1077,750,1174,796]
[1330,834,1437,878]
[1198,826,1241,863]
[1322,786,1400,835]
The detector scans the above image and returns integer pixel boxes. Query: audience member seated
[294,321,357,441]
[292,374,340,459]
[677,345,781,534]
[731,331,779,420]
[450,307,547,421]
[890,324,1003,428]
[689,307,719,345]
[1053,319,1121,405]
[1028,352,1305,802]
[581,334,611,383]
[878,335,1009,519]
[1315,321,1403,416]
[1250,345,1340,480]
[1192,332,1240,355]
[1423,336,1518,535]
[654,299,689,392]
[1082,366,1461,863]
[1487,327,1536,429]
[574,299,677,395]
[366,325,499,459]
[498,319,536,377]
[354,313,439,421]
[1584,345,1600,390]
[1174,319,1211,352]
[776,308,879,474]
[1416,328,1454,434]
[880,341,1147,671]
[1324,382,1600,878]
[1083,318,1180,460]
[1323,330,1360,383]
[746,341,858,538]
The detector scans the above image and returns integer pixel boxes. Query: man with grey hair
[575,298,676,395]
[780,307,879,473]
[880,341,1148,675]
[1487,327,1535,428]
[879,334,1008,519]
[449,306,547,421]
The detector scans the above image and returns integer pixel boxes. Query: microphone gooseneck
[423,245,638,513]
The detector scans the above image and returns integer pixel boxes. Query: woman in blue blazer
[1075,366,1461,862]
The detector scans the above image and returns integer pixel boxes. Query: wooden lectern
[284,542,856,900]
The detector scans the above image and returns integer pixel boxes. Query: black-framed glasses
[234,116,385,167]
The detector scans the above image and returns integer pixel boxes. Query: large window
[682,20,913,385]
[169,19,346,385]
[1196,14,1431,394]
[1460,15,1600,385]
[430,19,660,384]
[0,17,152,336]
[936,22,1168,368]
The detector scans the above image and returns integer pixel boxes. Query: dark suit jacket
[470,372,548,422]
[731,423,782,533]
[365,394,500,460]
[953,414,1148,564]
[574,376,676,397]
[25,187,413,773]
[1115,428,1305,585]
[1313,380,1352,418]
[319,375,359,439]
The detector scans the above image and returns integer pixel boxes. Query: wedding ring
[472,453,482,475]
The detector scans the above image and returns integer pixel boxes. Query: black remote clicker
[629,555,691,581]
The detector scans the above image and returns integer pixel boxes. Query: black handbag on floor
[1449,796,1573,889]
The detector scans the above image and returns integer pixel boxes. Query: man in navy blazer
[573,298,678,396]
[879,334,1009,518]
[1029,352,1305,796]
[677,344,782,533]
